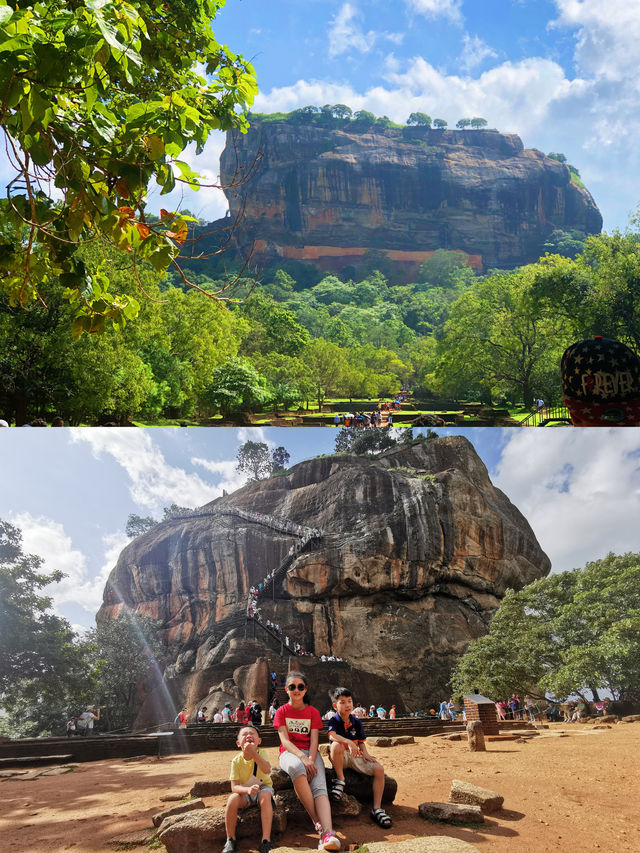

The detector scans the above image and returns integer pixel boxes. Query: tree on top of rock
[407,112,432,127]
[334,427,414,455]
[236,441,291,480]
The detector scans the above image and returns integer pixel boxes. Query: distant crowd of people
[333,394,407,428]
[181,699,265,727]
[494,694,612,723]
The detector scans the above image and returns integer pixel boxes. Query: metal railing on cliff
[244,514,323,657]
[519,405,572,427]
[163,502,323,659]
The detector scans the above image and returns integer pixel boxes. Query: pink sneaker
[318,830,340,851]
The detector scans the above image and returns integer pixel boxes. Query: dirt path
[1,722,638,852]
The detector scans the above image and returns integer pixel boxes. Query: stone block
[326,767,397,805]
[153,798,205,828]
[466,720,485,751]
[418,801,485,824]
[158,804,287,853]
[275,838,482,853]
[449,779,504,814]
[270,767,295,791]
[190,779,230,797]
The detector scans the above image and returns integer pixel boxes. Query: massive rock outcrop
[216,120,601,274]
[98,437,550,721]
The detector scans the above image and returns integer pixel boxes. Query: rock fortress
[204,119,602,277]
[97,436,550,727]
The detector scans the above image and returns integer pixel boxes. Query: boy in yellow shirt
[223,725,274,853]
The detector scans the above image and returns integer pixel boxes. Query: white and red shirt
[273,702,323,754]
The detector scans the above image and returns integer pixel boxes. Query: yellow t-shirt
[229,749,271,786]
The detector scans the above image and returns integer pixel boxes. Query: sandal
[330,778,346,801]
[371,808,392,828]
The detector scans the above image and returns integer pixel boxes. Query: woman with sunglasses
[273,671,340,851]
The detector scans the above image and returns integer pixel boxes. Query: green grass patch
[570,170,585,188]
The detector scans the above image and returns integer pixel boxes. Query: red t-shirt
[235,706,250,724]
[273,702,323,754]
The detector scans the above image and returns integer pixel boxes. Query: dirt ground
[1,722,639,853]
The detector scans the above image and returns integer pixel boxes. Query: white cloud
[551,0,640,84]
[237,426,272,446]
[493,430,640,574]
[406,0,463,26]
[256,55,580,137]
[70,429,222,512]
[191,457,247,494]
[459,34,498,72]
[328,3,404,59]
[9,513,128,616]
[329,3,376,58]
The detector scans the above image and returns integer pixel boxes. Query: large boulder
[215,119,602,274]
[325,767,397,805]
[158,804,287,853]
[98,437,550,723]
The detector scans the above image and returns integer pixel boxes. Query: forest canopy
[450,552,640,704]
[3,215,640,426]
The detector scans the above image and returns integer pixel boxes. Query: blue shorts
[243,784,274,807]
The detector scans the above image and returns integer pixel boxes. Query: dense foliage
[0,0,257,330]
[0,520,94,736]
[3,214,640,423]
[451,552,640,703]
[0,517,170,736]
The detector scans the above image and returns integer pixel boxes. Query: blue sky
[147,0,640,234]
[2,2,638,239]
[2,426,640,631]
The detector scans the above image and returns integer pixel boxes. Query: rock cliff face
[218,121,601,273]
[99,437,550,720]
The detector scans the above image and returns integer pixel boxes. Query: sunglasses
[286,683,306,691]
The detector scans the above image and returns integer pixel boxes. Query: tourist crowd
[333,394,407,428]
